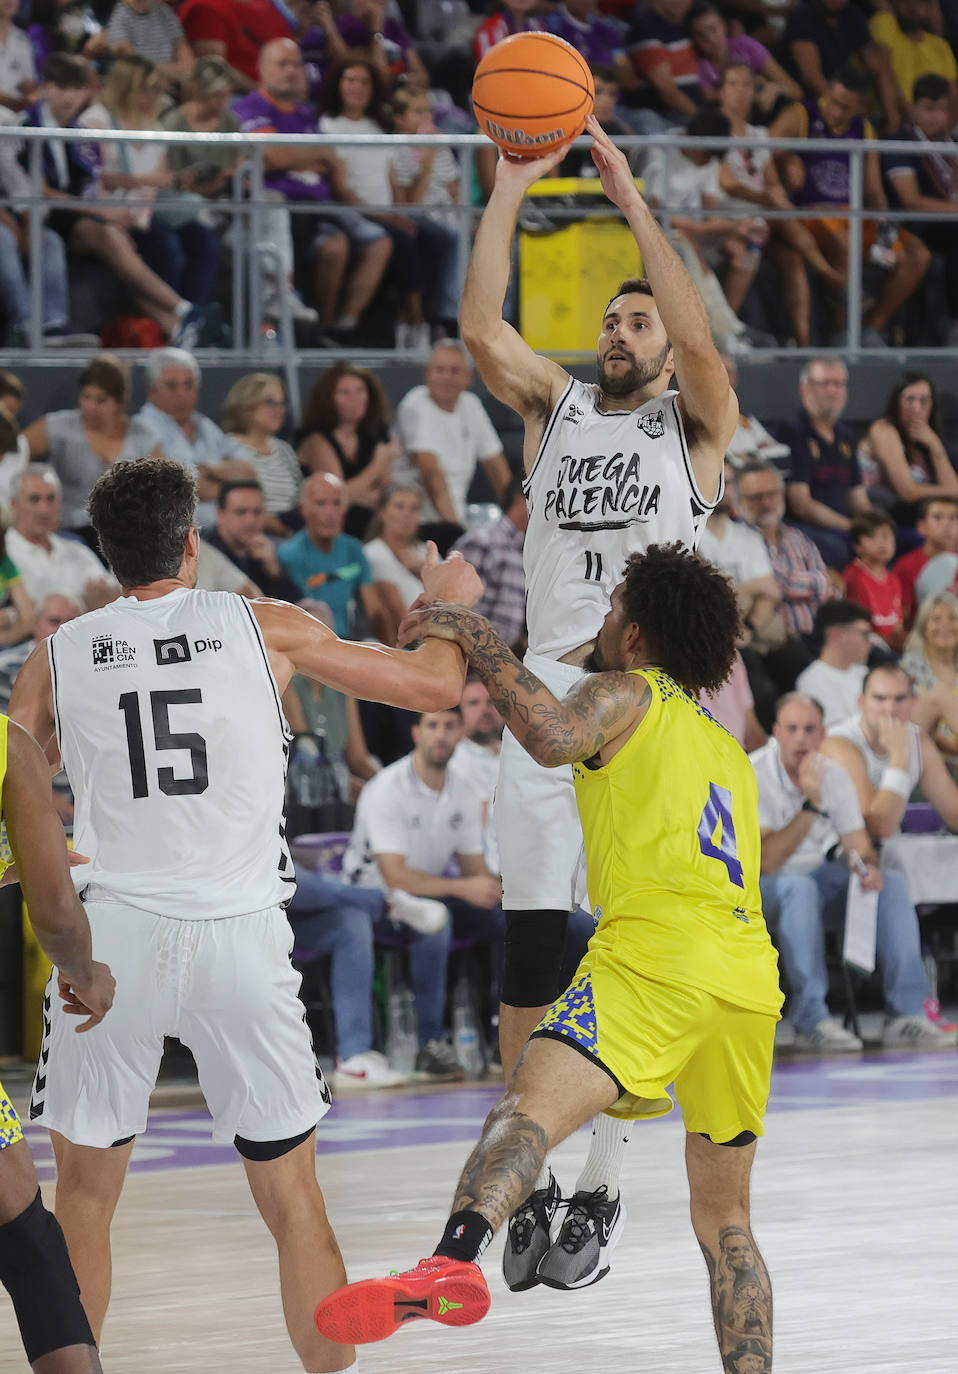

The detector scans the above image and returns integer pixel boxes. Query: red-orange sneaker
[314,1255,490,1345]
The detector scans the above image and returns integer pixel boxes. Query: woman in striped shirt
[221,373,302,537]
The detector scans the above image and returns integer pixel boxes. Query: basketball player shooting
[8,457,481,1374]
[315,542,782,1373]
[458,113,740,1290]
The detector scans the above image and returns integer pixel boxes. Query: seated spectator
[556,65,636,174]
[220,373,302,535]
[474,0,544,62]
[20,54,206,345]
[278,472,389,641]
[641,107,768,350]
[364,484,427,644]
[194,535,260,597]
[23,353,157,537]
[287,869,447,1090]
[0,0,37,114]
[842,512,906,650]
[451,676,503,870]
[79,54,222,319]
[780,0,900,129]
[894,494,958,625]
[769,69,930,347]
[699,460,784,641]
[900,590,958,766]
[342,705,507,1079]
[779,357,871,569]
[547,0,637,95]
[319,57,431,351]
[297,362,398,538]
[752,691,945,1049]
[106,0,194,94]
[393,339,510,546]
[388,84,461,338]
[716,64,846,347]
[5,467,117,610]
[627,0,706,135]
[451,478,528,652]
[0,516,32,645]
[177,0,291,92]
[335,0,430,94]
[701,649,766,750]
[129,347,255,522]
[689,2,801,113]
[883,74,958,345]
[0,102,96,345]
[203,480,301,603]
[0,591,76,712]
[721,354,790,469]
[870,0,958,121]
[857,371,958,522]
[235,39,392,340]
[795,600,871,727]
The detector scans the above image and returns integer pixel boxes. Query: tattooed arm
[399,604,648,767]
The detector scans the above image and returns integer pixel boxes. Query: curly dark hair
[318,55,390,127]
[300,361,393,438]
[88,457,197,589]
[881,370,944,472]
[619,542,740,694]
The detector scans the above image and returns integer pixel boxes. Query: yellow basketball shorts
[532,952,776,1143]
[0,1077,23,1150]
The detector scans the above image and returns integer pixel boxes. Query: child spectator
[843,510,906,650]
[895,495,958,625]
[106,0,194,94]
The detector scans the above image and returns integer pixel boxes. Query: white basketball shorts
[494,651,589,912]
[30,899,331,1148]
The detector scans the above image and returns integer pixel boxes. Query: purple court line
[21,1050,958,1177]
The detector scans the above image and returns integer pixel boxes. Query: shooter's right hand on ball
[493,145,567,197]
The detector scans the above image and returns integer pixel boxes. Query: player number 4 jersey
[523,378,722,659]
[49,587,295,919]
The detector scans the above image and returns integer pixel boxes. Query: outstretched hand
[587,114,643,213]
[419,542,483,609]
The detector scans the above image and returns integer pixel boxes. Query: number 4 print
[697,782,744,888]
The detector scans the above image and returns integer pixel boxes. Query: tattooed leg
[434,1037,619,1262]
[686,1132,773,1372]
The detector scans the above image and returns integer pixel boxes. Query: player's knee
[502,910,569,1008]
[0,1190,95,1363]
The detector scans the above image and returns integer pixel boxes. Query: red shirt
[178,0,291,83]
[474,12,544,62]
[894,545,930,627]
[842,559,904,643]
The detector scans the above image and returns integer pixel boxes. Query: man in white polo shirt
[393,340,512,546]
[5,467,117,610]
[343,704,505,1078]
[795,600,871,728]
[751,692,951,1050]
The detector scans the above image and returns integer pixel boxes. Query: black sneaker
[503,1170,561,1292]
[536,1185,626,1290]
[414,1038,465,1082]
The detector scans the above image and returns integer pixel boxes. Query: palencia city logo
[91,634,135,671]
[636,410,664,439]
[481,117,565,149]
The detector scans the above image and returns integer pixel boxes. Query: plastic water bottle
[452,975,485,1078]
[386,983,418,1076]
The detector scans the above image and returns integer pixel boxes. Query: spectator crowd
[0,0,953,348]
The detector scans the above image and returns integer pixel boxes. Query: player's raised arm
[398,603,647,766]
[459,152,570,425]
[587,115,737,490]
[2,721,114,1029]
[254,544,481,711]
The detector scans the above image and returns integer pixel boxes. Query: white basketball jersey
[523,378,722,658]
[50,588,295,919]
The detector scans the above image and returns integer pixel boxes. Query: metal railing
[3,124,957,383]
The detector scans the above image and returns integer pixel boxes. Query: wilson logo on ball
[482,118,567,148]
[472,31,595,160]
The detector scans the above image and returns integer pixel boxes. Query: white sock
[574,1114,631,1198]
[173,299,190,322]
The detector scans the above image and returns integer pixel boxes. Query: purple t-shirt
[698,34,771,88]
[233,90,331,202]
[546,3,626,66]
[300,14,412,97]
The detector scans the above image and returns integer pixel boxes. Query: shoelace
[555,1186,611,1254]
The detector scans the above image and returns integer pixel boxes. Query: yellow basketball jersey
[572,668,782,1016]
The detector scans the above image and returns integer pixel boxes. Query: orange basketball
[472,32,595,159]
